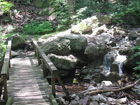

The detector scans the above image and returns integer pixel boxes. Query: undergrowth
[132,45,140,78]
[0,41,6,62]
[22,21,53,34]
[0,0,13,13]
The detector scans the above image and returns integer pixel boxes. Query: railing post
[37,52,41,65]
[52,71,56,97]
[56,73,69,96]
[2,75,8,101]
[43,61,49,78]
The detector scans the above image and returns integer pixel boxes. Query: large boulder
[124,55,140,73]
[58,34,88,51]
[71,16,99,34]
[117,38,133,55]
[136,37,140,45]
[122,13,138,25]
[103,50,118,71]
[97,14,112,25]
[48,54,78,70]
[41,37,71,55]
[41,34,88,55]
[84,34,111,62]
[84,43,109,62]
[10,35,26,50]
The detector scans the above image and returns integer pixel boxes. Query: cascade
[103,50,127,75]
[115,51,127,75]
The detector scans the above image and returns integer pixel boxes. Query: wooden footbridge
[0,40,69,105]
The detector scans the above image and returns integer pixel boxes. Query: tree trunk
[66,0,74,15]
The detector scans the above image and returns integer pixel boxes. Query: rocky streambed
[6,15,140,105]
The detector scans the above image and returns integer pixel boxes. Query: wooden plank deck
[7,57,52,105]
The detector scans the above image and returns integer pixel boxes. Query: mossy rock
[71,22,92,34]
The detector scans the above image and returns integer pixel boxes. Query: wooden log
[85,79,140,95]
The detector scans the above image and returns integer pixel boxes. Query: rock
[92,94,107,102]
[101,81,112,87]
[93,33,112,44]
[128,32,139,40]
[100,71,121,82]
[94,24,108,35]
[118,38,133,55]
[89,101,98,105]
[124,55,140,73]
[48,54,77,70]
[84,33,112,62]
[75,96,80,101]
[123,13,138,25]
[116,97,128,104]
[41,37,70,55]
[102,92,113,97]
[79,97,89,105]
[41,34,87,55]
[58,34,88,51]
[57,70,69,77]
[71,22,92,34]
[9,35,26,50]
[84,43,109,62]
[136,37,140,45]
[109,51,127,75]
[88,85,95,90]
[103,50,118,71]
[97,14,112,25]
[71,16,99,34]
[70,100,79,105]
[11,51,19,57]
[56,97,66,105]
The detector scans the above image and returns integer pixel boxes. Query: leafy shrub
[50,0,71,31]
[132,45,140,78]
[22,21,53,34]
[111,0,140,24]
[0,41,6,62]
[0,0,13,13]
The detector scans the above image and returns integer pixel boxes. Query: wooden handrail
[0,40,12,104]
[32,40,69,96]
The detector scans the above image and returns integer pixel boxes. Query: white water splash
[103,50,127,76]
[103,55,111,71]
[115,51,127,75]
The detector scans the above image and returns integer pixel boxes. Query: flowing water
[103,50,127,75]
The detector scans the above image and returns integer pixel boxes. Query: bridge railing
[0,40,12,104]
[32,40,69,97]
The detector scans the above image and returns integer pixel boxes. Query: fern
[22,21,53,34]
[132,45,140,78]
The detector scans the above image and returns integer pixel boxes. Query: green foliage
[0,0,13,13]
[22,21,53,34]
[132,45,140,78]
[50,0,71,31]
[0,41,6,62]
[111,0,140,24]
[21,0,32,5]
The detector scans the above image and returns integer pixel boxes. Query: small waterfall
[103,54,111,71]
[115,51,127,75]
[103,50,127,76]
